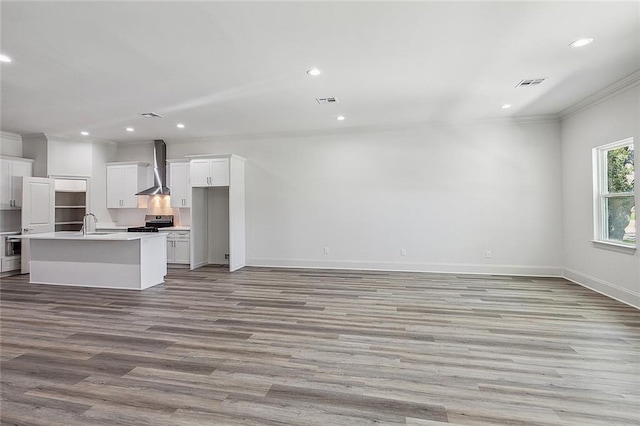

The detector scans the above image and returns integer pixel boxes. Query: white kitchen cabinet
[106,162,149,208]
[168,161,191,208]
[0,156,33,209]
[190,158,229,187]
[1,234,21,276]
[163,230,190,265]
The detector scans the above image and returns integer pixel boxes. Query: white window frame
[592,137,635,251]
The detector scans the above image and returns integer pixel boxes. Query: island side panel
[29,239,142,289]
[139,234,167,289]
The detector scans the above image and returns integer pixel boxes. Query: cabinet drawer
[1,256,20,272]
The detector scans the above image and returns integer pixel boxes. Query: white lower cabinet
[1,256,20,272]
[163,230,190,265]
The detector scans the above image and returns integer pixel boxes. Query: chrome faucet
[81,213,98,236]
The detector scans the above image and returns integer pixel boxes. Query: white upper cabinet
[190,158,229,187]
[0,156,33,209]
[106,162,149,208]
[168,161,191,208]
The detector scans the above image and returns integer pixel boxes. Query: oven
[127,215,174,232]
[4,236,21,257]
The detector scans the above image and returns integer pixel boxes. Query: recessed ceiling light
[0,54,13,63]
[336,115,345,121]
[176,123,185,128]
[306,68,322,76]
[570,38,594,48]
[501,104,512,109]
[80,131,89,136]
[126,127,134,132]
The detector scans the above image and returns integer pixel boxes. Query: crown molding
[0,131,22,142]
[560,70,640,119]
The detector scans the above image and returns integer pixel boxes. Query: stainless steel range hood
[136,140,170,195]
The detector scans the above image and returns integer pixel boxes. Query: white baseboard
[247,257,562,278]
[191,260,208,270]
[563,268,640,309]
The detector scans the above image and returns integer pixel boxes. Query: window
[593,138,635,247]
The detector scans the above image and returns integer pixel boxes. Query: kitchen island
[17,232,167,290]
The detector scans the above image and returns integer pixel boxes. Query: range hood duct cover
[136,139,170,195]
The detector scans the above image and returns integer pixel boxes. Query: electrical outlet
[323,247,330,255]
[486,251,492,259]
[401,248,407,256]
[225,254,229,260]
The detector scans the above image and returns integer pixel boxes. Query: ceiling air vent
[140,112,164,118]
[316,97,339,105]
[516,78,546,88]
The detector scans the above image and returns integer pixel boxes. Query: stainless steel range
[128,215,174,232]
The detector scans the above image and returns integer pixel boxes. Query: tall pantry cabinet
[188,154,245,272]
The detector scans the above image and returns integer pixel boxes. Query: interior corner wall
[165,119,562,276]
[91,142,118,225]
[21,133,48,177]
[560,85,640,308]
[0,132,22,156]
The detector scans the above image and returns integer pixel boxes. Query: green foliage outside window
[607,146,634,242]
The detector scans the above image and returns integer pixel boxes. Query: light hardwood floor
[1,266,639,425]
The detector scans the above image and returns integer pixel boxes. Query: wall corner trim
[560,70,640,119]
[563,268,640,309]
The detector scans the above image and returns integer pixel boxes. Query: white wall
[561,85,640,307]
[161,119,562,276]
[21,133,48,177]
[116,143,153,163]
[48,138,93,177]
[0,132,22,157]
[91,142,118,224]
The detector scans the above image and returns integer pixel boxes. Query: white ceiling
[1,1,639,144]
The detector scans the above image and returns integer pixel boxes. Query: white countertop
[15,231,167,241]
[0,231,20,236]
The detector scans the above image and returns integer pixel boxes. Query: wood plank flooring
[1,266,639,425]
